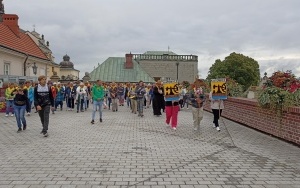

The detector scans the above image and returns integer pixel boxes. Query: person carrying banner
[164,82,180,130]
[209,91,224,131]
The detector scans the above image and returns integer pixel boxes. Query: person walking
[23,81,34,116]
[91,80,105,124]
[129,84,137,114]
[209,91,224,131]
[50,83,57,114]
[13,88,29,132]
[34,75,55,137]
[65,82,76,111]
[152,80,165,116]
[117,83,125,106]
[76,82,86,113]
[55,82,65,111]
[5,83,16,117]
[109,82,118,112]
[84,82,91,110]
[189,87,206,131]
[165,99,179,130]
[135,81,146,117]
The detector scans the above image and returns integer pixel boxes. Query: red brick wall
[204,96,300,146]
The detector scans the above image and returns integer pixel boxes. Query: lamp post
[32,62,38,75]
[176,61,179,82]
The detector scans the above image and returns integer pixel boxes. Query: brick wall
[203,97,300,146]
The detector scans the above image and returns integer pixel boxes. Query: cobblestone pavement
[0,104,300,188]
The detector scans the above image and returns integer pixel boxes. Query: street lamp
[176,61,179,82]
[32,62,38,75]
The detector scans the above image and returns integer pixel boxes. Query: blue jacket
[27,86,34,102]
[65,86,77,99]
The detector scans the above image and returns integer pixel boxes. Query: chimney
[125,53,133,69]
[2,14,20,37]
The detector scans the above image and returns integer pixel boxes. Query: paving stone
[0,105,299,187]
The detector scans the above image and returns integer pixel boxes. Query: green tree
[207,52,260,91]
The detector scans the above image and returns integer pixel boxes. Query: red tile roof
[0,22,49,60]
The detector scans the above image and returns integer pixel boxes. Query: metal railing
[132,54,198,61]
[0,75,38,85]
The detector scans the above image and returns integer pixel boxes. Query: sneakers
[216,127,220,131]
[5,114,8,117]
[11,114,14,117]
[194,128,198,131]
[100,118,102,122]
[23,125,26,130]
[91,120,95,124]
[172,127,177,130]
[43,132,48,137]
[166,123,170,127]
[27,112,31,116]
[17,128,22,133]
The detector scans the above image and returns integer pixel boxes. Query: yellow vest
[5,87,15,100]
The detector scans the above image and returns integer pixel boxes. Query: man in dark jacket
[34,75,54,137]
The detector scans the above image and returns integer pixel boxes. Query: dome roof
[60,54,74,68]
[63,54,70,61]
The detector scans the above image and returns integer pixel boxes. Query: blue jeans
[92,100,103,120]
[27,100,33,113]
[6,100,14,115]
[127,97,131,108]
[13,105,26,128]
[77,99,84,112]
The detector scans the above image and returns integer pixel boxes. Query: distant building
[0,0,61,84]
[0,13,51,84]
[26,30,60,78]
[59,54,80,82]
[90,51,198,83]
[89,56,155,83]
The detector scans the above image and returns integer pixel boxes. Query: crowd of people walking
[4,76,224,136]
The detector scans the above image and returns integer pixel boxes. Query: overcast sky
[4,0,300,79]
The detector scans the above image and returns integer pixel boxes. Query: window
[4,63,10,75]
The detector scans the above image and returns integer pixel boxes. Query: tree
[207,52,260,91]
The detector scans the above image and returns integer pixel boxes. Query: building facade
[90,51,198,83]
[133,51,198,83]
[0,13,51,84]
